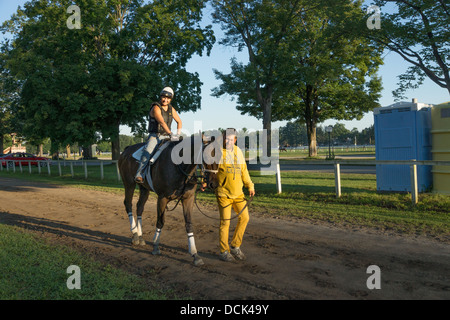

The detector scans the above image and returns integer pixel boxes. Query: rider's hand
[170,134,179,141]
[200,182,207,191]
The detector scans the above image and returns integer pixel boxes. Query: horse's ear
[202,133,214,145]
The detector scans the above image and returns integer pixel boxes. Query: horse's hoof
[131,233,140,246]
[139,236,146,246]
[152,247,161,255]
[193,254,204,266]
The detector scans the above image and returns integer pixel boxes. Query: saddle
[132,139,171,191]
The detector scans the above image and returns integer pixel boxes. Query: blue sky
[1,0,448,136]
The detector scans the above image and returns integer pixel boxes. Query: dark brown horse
[118,134,219,266]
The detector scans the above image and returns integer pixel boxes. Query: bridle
[167,139,253,221]
[166,140,218,210]
[194,142,253,222]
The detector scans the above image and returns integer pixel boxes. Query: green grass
[0,224,173,300]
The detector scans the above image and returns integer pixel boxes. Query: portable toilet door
[374,99,433,192]
[431,102,450,194]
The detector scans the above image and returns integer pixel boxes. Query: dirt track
[0,177,449,300]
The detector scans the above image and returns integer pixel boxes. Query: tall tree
[211,0,383,157]
[279,121,308,147]
[277,0,383,156]
[211,0,311,156]
[1,0,214,159]
[370,0,450,98]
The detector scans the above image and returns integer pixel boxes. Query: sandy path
[0,177,449,300]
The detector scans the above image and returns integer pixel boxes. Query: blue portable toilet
[374,99,433,192]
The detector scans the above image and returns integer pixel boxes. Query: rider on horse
[135,87,182,184]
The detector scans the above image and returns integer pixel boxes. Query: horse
[118,134,219,266]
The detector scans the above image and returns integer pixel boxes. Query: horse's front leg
[132,186,149,246]
[152,196,168,255]
[183,195,204,266]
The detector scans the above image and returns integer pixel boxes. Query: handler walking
[216,128,255,262]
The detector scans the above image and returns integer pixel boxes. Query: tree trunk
[50,140,59,160]
[111,137,120,160]
[262,99,272,158]
[304,85,318,157]
[82,146,93,159]
[256,82,273,158]
[307,123,317,157]
[0,134,4,155]
[111,122,121,160]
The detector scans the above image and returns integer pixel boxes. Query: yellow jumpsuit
[215,145,254,253]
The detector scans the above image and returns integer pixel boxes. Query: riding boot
[135,149,151,184]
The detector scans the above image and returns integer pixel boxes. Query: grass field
[0,224,176,299]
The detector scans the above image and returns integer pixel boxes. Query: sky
[1,0,448,136]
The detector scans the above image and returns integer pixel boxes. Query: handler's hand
[249,190,255,197]
[200,182,207,191]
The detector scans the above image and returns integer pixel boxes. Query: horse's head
[200,135,221,190]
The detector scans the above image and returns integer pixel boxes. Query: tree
[272,0,383,157]
[211,0,383,158]
[0,42,21,154]
[370,0,450,98]
[268,0,382,156]
[211,0,309,156]
[1,0,214,159]
[279,121,308,147]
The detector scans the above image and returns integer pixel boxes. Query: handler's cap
[160,87,174,99]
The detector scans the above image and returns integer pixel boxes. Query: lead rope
[193,186,254,221]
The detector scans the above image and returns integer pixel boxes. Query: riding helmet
[160,87,174,99]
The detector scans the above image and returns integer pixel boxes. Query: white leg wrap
[137,216,143,236]
[128,212,137,233]
[153,228,161,246]
[187,233,197,256]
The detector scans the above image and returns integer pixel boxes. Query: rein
[194,188,254,221]
[164,139,253,221]
[166,164,253,221]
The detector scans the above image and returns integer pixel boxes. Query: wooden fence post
[70,162,74,178]
[100,161,104,180]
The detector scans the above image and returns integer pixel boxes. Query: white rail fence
[273,159,450,205]
[1,159,121,182]
[2,158,450,205]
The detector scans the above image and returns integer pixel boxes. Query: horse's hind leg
[135,186,149,246]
